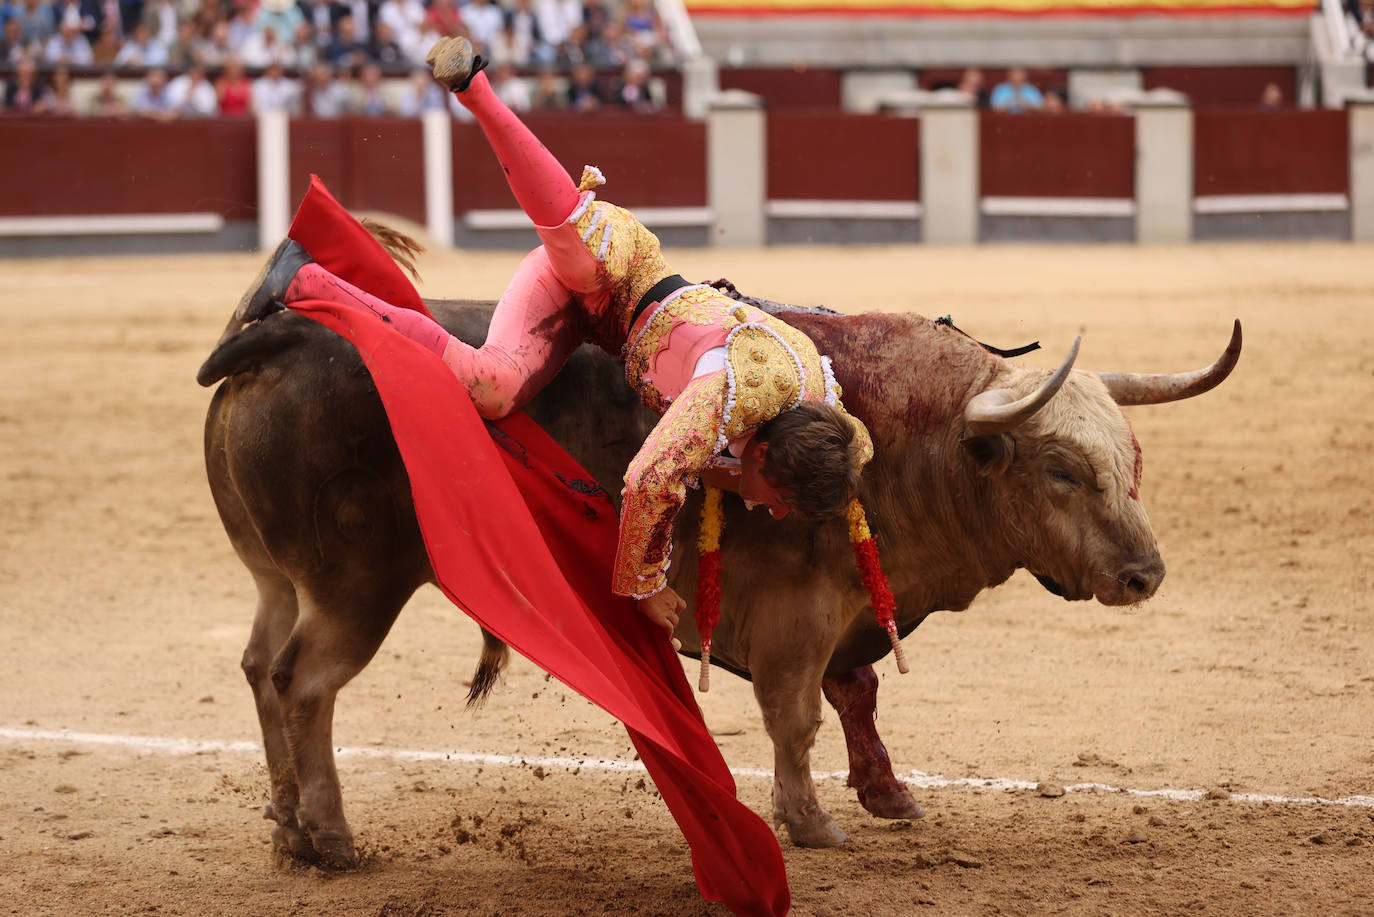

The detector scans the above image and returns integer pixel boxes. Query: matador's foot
[235,237,314,323]
[426,36,487,93]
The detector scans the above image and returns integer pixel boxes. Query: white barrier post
[423,108,455,248]
[1135,97,1193,244]
[1349,97,1374,243]
[707,89,765,247]
[255,109,290,251]
[919,97,978,245]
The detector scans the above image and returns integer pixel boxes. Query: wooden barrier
[1194,109,1349,196]
[1143,66,1298,109]
[767,111,920,201]
[289,117,426,223]
[980,112,1134,199]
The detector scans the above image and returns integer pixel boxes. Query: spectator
[490,60,529,110]
[325,12,367,67]
[50,0,100,41]
[355,61,390,115]
[1042,89,1066,113]
[193,19,233,67]
[612,56,656,112]
[583,21,629,69]
[12,0,55,50]
[1,16,28,63]
[37,62,75,115]
[337,0,373,43]
[131,66,176,119]
[87,70,128,116]
[422,0,463,39]
[566,60,601,112]
[508,0,549,65]
[396,66,445,115]
[375,0,425,63]
[487,20,529,67]
[224,4,253,50]
[461,0,503,54]
[533,0,579,52]
[164,18,199,68]
[369,19,403,66]
[619,0,667,63]
[251,57,300,114]
[113,21,166,65]
[141,0,177,46]
[4,55,42,112]
[989,66,1044,113]
[216,54,252,115]
[306,61,351,116]
[299,0,334,48]
[254,0,304,45]
[1259,82,1284,109]
[955,66,987,107]
[89,23,117,63]
[167,61,219,115]
[291,21,319,67]
[44,17,93,64]
[529,67,563,109]
[240,21,296,67]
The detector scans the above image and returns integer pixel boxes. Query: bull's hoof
[270,822,319,861]
[781,816,849,848]
[306,826,359,870]
[857,784,926,821]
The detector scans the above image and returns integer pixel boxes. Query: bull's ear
[963,433,1014,475]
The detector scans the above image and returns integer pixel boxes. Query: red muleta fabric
[283,176,790,916]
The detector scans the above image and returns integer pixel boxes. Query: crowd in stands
[0,0,676,116]
[941,66,1290,113]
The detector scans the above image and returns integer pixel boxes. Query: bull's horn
[964,337,1081,436]
[1097,319,1242,406]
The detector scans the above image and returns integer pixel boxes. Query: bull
[198,275,1240,864]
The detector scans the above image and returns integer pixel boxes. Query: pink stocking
[453,71,579,228]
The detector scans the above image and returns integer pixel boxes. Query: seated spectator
[529,68,564,110]
[89,23,118,64]
[141,0,177,46]
[4,55,42,113]
[369,20,404,66]
[612,57,656,113]
[299,0,335,49]
[1,16,29,64]
[584,21,631,69]
[253,0,303,46]
[488,20,530,68]
[44,18,93,64]
[509,0,550,66]
[325,13,367,68]
[1259,82,1284,109]
[1042,89,1066,113]
[566,61,602,112]
[534,0,579,53]
[240,22,296,68]
[39,63,76,115]
[113,21,165,65]
[307,61,352,117]
[461,0,503,54]
[397,67,445,116]
[337,0,373,44]
[376,0,426,64]
[355,61,391,115]
[423,0,463,40]
[216,55,252,115]
[251,58,300,114]
[491,60,530,111]
[956,67,987,107]
[11,0,55,51]
[131,67,176,119]
[168,61,218,116]
[87,70,129,116]
[989,66,1044,113]
[193,19,233,67]
[292,22,319,68]
[50,0,100,41]
[619,0,668,63]
[165,18,200,69]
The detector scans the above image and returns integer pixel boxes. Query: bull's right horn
[1096,319,1242,406]
[963,337,1081,436]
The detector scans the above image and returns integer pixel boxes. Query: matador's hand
[637,586,686,638]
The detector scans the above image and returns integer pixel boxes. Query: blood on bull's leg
[821,665,924,821]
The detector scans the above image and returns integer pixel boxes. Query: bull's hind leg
[270,583,410,868]
[751,643,848,848]
[822,665,924,821]
[240,570,314,859]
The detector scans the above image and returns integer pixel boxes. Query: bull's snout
[1118,555,1165,603]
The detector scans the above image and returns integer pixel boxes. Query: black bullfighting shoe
[425,36,487,93]
[234,237,314,323]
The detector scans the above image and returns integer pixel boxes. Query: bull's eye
[1048,468,1080,489]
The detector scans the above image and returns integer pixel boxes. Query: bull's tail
[465,628,509,708]
[358,217,424,282]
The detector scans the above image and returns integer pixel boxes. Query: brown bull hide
[201,296,1238,858]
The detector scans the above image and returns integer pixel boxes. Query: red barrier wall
[719,68,843,108]
[451,113,707,212]
[1194,109,1348,195]
[980,112,1134,198]
[1143,66,1297,108]
[0,117,257,217]
[289,118,426,223]
[767,112,920,200]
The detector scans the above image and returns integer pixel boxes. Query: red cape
[283,177,790,916]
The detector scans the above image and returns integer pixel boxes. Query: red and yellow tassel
[846,499,909,674]
[694,485,725,692]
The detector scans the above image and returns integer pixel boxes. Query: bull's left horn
[1097,319,1242,406]
[963,337,1081,436]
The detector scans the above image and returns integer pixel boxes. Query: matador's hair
[754,401,863,518]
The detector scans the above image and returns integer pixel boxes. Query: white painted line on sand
[2,726,1370,810]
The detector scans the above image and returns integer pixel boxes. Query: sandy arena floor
[1,239,1371,916]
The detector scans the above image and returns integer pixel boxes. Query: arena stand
[2,0,1373,253]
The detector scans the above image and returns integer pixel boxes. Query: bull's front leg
[821,665,924,821]
[751,649,848,848]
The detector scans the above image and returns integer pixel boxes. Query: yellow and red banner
[684,0,1312,14]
